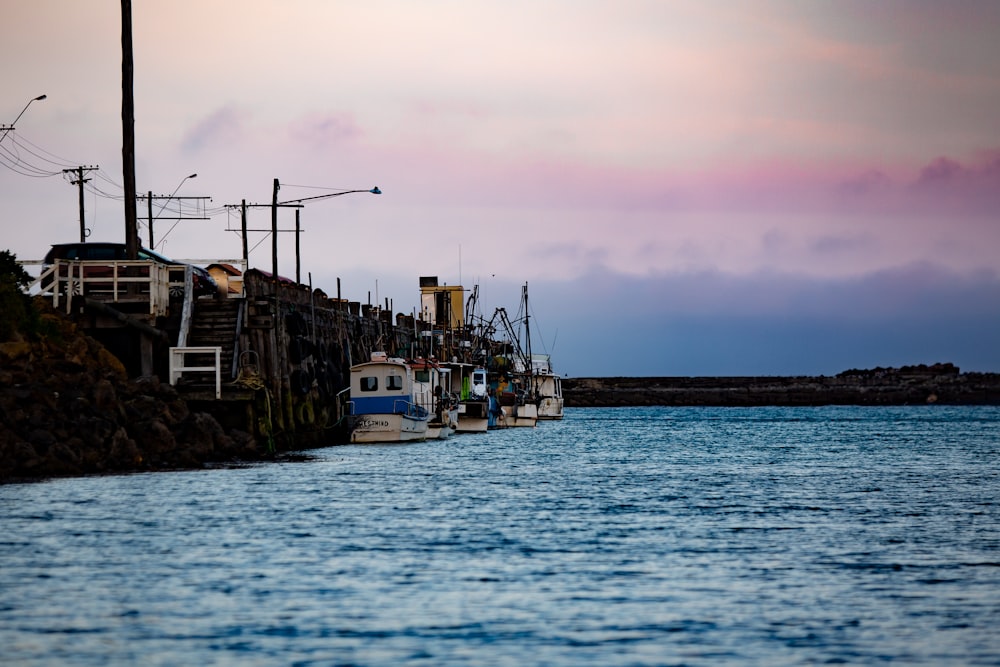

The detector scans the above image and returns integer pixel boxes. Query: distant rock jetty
[564,364,1000,407]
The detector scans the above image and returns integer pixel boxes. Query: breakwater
[564,367,1000,407]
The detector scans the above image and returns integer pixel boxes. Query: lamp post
[277,186,381,285]
[148,173,197,249]
[0,94,47,146]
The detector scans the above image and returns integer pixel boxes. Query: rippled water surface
[2,406,1000,666]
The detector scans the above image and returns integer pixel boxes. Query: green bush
[0,249,38,341]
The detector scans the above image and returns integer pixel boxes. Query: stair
[184,297,242,382]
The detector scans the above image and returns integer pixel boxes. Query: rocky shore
[1,302,262,483]
[563,364,1000,407]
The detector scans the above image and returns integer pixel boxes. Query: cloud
[837,169,892,197]
[530,263,1000,376]
[903,151,1000,214]
[181,105,250,153]
[809,234,874,258]
[288,111,362,150]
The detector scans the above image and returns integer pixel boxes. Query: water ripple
[1,405,999,665]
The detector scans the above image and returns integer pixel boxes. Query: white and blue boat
[348,353,429,443]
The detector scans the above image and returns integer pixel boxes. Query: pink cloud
[905,151,1000,213]
[288,111,362,149]
[181,105,250,153]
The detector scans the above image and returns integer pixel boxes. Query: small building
[419,276,464,330]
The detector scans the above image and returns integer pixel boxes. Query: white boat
[532,354,564,420]
[494,372,538,428]
[348,353,429,443]
[411,358,458,439]
[444,363,490,433]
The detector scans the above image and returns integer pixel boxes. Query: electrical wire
[4,132,249,237]
[7,133,78,169]
[5,134,77,170]
[0,133,74,177]
[0,144,62,177]
[0,154,60,178]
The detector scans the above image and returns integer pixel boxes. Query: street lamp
[148,173,197,249]
[0,94,47,146]
[278,186,381,205]
[279,185,382,283]
[271,182,382,286]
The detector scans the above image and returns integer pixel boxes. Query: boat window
[386,375,404,391]
[360,376,378,392]
[414,370,430,383]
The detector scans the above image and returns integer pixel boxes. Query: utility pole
[146,191,153,248]
[271,178,279,293]
[241,199,248,264]
[63,165,98,242]
[295,208,301,285]
[135,192,209,249]
[121,0,138,259]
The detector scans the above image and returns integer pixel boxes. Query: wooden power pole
[63,165,98,242]
[121,0,138,259]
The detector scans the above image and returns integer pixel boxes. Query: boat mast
[523,282,536,397]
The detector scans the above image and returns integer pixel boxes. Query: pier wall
[563,371,1000,407]
[186,270,436,449]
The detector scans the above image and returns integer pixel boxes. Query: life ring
[289,337,303,365]
[286,311,306,336]
[296,400,315,426]
[314,362,336,398]
[290,368,312,395]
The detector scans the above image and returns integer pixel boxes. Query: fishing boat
[488,283,544,428]
[444,362,490,433]
[348,353,429,443]
[532,354,564,420]
[410,358,458,439]
[493,371,538,428]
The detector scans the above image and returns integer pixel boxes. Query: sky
[2,1,999,377]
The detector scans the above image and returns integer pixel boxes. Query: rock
[0,341,31,361]
[0,307,264,481]
[42,441,82,477]
[128,418,177,458]
[93,379,119,413]
[108,427,142,469]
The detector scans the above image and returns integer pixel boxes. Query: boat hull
[350,413,428,443]
[493,401,538,428]
[537,396,564,420]
[455,400,489,433]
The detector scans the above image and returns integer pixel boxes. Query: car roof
[44,242,186,265]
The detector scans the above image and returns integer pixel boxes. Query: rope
[229,363,274,452]
[231,364,265,390]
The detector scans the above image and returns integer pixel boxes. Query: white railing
[22,257,249,302]
[30,259,172,315]
[168,346,222,398]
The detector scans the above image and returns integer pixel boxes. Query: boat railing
[393,399,429,419]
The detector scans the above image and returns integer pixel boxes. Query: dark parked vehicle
[41,242,218,298]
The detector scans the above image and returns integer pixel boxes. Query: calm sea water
[2,406,999,666]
